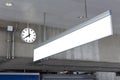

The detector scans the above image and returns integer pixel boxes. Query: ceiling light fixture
[34,10,113,62]
[5,2,13,7]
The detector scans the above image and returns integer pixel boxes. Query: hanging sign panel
[34,10,113,61]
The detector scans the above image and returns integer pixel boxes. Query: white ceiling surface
[0,0,120,33]
[0,0,85,28]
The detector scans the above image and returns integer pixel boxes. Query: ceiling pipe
[43,12,47,41]
[84,0,88,18]
[11,25,16,59]
[6,26,14,59]
[6,31,11,59]
[11,31,15,59]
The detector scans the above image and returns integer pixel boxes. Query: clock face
[21,28,36,43]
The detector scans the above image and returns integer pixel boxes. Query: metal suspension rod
[85,0,88,18]
[43,12,47,41]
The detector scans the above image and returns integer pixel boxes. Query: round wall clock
[21,28,36,43]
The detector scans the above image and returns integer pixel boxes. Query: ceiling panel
[0,0,85,28]
[0,0,120,32]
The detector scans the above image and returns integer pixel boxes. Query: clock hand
[23,34,30,39]
[23,28,31,39]
[28,28,31,37]
[28,28,30,35]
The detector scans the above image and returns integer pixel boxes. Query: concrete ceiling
[0,0,85,28]
[0,0,119,33]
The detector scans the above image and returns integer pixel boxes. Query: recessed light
[5,2,13,7]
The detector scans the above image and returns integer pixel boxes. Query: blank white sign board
[34,10,113,61]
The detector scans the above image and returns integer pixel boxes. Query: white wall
[0,31,7,57]
[51,34,120,63]
[96,72,116,80]
[116,76,120,80]
[0,20,65,58]
[1,20,120,63]
[98,34,120,62]
[50,41,100,61]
